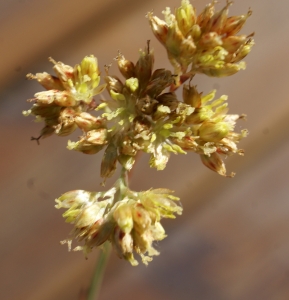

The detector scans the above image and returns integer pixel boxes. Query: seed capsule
[183,84,202,108]
[101,143,118,179]
[200,152,235,177]
[135,42,154,94]
[115,52,136,79]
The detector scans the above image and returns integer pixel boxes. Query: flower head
[23,56,106,139]
[147,0,254,79]
[180,85,247,176]
[56,181,182,266]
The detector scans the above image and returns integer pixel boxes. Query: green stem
[120,167,129,187]
[86,167,130,299]
[87,242,112,300]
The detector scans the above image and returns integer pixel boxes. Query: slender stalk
[86,167,133,299]
[87,242,112,300]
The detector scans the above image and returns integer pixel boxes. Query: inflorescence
[23,0,253,265]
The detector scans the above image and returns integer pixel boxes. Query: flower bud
[113,203,134,234]
[74,112,105,132]
[26,72,64,90]
[113,227,134,261]
[77,55,99,86]
[175,0,196,37]
[101,143,118,179]
[105,75,123,94]
[86,128,108,145]
[183,84,202,108]
[198,32,223,49]
[125,77,139,93]
[152,104,171,121]
[120,136,138,156]
[71,55,106,103]
[39,125,56,139]
[88,222,115,248]
[135,43,154,93]
[49,57,74,89]
[190,24,201,40]
[110,90,126,101]
[157,92,179,111]
[200,152,235,177]
[162,7,196,66]
[55,107,77,136]
[145,69,173,98]
[186,107,212,124]
[206,1,232,34]
[67,140,104,154]
[118,154,135,171]
[141,189,182,219]
[132,204,151,231]
[137,95,158,115]
[147,12,168,45]
[55,190,91,209]
[223,8,252,36]
[25,103,61,119]
[197,1,216,28]
[222,35,247,54]
[115,53,136,79]
[200,60,246,77]
[149,146,170,170]
[33,90,77,106]
[73,204,102,228]
[199,121,232,142]
[231,37,254,63]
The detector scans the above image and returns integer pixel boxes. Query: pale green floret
[67,140,77,150]
[125,78,139,92]
[163,123,173,129]
[95,103,108,111]
[158,105,171,113]
[176,0,196,36]
[163,143,186,154]
[22,110,32,116]
[118,155,135,171]
[113,202,134,233]
[199,121,233,142]
[110,90,126,101]
[102,107,125,120]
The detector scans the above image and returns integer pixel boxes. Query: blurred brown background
[1,0,289,299]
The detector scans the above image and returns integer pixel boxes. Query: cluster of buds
[98,43,247,176]
[23,56,106,140]
[56,178,182,266]
[99,44,195,173]
[181,85,247,177]
[148,0,254,81]
[24,0,254,265]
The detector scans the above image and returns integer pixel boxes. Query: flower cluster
[23,56,106,139]
[68,43,246,178]
[56,179,182,266]
[24,0,254,265]
[148,0,254,81]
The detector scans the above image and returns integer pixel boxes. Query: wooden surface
[1,0,289,299]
